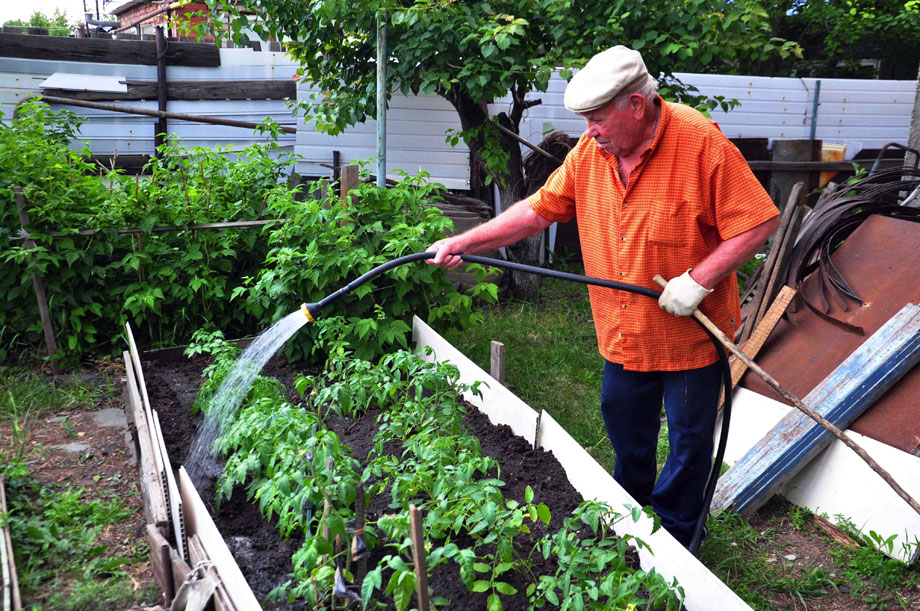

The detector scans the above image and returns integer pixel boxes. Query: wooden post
[408,505,430,611]
[339,164,359,206]
[15,187,61,374]
[740,182,804,343]
[490,341,505,385]
[154,25,168,153]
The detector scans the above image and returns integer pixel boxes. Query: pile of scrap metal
[716,155,920,563]
[739,162,920,342]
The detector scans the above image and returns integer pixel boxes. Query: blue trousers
[600,360,721,546]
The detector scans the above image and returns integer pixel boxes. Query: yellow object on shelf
[820,143,847,188]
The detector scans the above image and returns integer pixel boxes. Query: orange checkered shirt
[528,98,778,371]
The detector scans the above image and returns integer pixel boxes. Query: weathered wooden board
[0,474,22,611]
[125,325,170,533]
[152,411,187,563]
[123,350,169,534]
[43,79,296,102]
[145,523,174,604]
[713,303,920,517]
[0,34,220,67]
[169,547,192,596]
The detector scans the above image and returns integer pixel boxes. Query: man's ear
[630,93,647,119]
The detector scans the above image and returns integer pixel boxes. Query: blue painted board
[712,303,920,517]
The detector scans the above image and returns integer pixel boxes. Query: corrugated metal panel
[2,47,913,186]
[295,84,470,188]
[515,72,912,153]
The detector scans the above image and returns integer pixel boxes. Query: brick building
[103,0,215,39]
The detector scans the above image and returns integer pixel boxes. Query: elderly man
[428,46,779,547]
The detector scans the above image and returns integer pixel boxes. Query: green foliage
[528,501,682,610]
[2,9,74,36]
[179,0,798,207]
[1,473,149,610]
[0,102,294,364]
[195,338,678,608]
[2,103,489,367]
[240,168,494,363]
[763,1,920,79]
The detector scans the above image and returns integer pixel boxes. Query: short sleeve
[527,151,579,223]
[710,140,779,240]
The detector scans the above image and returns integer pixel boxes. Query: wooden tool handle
[652,274,732,345]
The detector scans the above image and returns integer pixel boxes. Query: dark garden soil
[143,354,625,610]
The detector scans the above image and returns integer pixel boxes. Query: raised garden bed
[124,317,752,610]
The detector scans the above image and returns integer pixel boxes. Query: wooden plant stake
[653,274,920,518]
[490,340,506,384]
[408,505,431,611]
[15,187,61,375]
[354,482,367,581]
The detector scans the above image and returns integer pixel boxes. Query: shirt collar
[645,95,669,156]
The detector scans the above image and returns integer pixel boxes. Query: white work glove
[658,270,713,317]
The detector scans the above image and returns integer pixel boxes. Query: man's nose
[584,122,598,138]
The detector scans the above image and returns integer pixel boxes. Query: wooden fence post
[490,341,505,385]
[15,187,61,375]
[339,164,359,206]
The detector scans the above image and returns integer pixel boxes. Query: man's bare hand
[427,238,466,270]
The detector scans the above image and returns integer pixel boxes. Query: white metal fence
[1,43,914,188]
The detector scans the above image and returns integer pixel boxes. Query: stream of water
[186,309,309,487]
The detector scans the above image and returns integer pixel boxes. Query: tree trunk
[444,87,543,300]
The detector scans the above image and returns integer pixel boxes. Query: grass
[442,257,920,609]
[443,261,615,471]
[0,367,155,610]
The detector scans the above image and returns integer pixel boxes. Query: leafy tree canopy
[187,0,798,181]
[3,9,74,36]
[181,0,798,295]
[762,0,920,78]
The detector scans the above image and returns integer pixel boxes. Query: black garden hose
[301,251,731,555]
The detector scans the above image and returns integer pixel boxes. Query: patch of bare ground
[1,359,160,609]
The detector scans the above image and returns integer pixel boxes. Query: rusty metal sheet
[741,214,920,453]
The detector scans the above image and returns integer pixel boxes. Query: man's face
[579,95,647,158]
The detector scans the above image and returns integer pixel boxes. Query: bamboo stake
[409,505,431,611]
[653,274,920,518]
[354,482,367,581]
[0,475,22,611]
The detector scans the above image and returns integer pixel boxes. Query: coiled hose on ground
[301,252,732,556]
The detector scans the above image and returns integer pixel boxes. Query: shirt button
[621,304,627,309]
[623,201,628,207]
[621,237,627,242]
[620,272,626,277]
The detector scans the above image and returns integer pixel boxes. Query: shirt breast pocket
[647,200,689,247]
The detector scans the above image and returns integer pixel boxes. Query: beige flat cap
[564,46,649,113]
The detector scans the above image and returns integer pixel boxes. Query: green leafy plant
[239,168,496,363]
[2,473,150,610]
[528,501,682,610]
